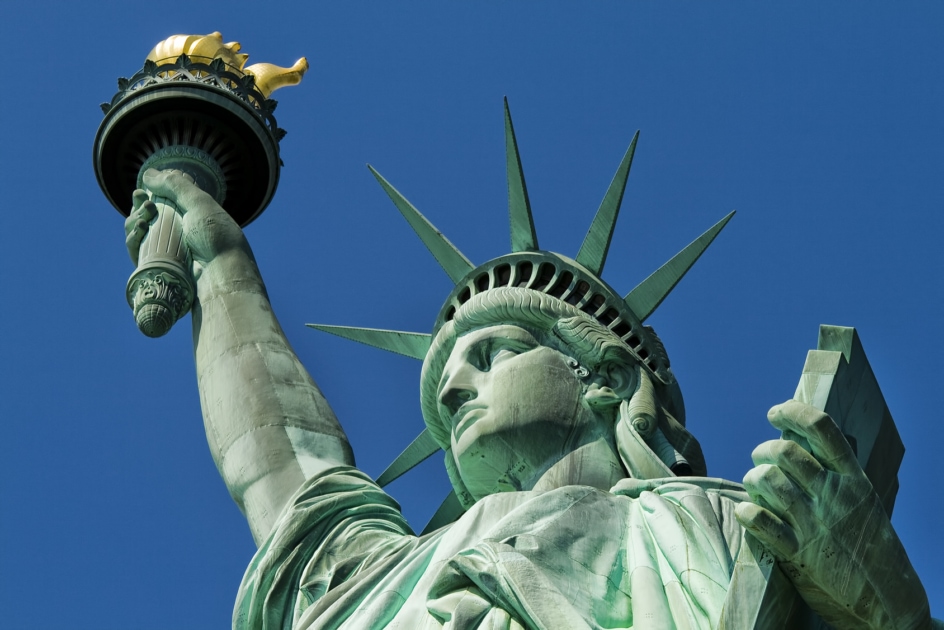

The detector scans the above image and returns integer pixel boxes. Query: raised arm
[125,169,354,545]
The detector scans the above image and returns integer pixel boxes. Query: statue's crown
[307,99,734,516]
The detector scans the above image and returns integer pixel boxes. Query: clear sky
[1,2,941,627]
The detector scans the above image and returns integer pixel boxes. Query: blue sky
[1,2,941,627]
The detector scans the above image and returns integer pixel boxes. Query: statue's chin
[453,430,544,498]
[452,421,583,499]
[454,415,625,500]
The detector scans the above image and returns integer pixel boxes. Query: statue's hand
[735,400,931,630]
[124,189,157,266]
[124,168,247,271]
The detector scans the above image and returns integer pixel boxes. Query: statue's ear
[584,361,638,409]
[584,382,622,410]
[599,359,638,400]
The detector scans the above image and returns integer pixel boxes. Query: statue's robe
[235,466,768,630]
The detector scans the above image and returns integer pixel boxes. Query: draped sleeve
[234,466,417,630]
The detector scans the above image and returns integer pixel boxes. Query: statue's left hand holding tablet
[737,400,933,630]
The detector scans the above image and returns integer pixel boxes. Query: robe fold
[235,466,785,630]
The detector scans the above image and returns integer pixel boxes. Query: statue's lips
[453,405,487,441]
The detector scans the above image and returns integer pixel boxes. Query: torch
[93,32,307,337]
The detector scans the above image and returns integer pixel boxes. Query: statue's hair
[420,287,704,509]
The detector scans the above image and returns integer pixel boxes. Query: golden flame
[146,32,307,98]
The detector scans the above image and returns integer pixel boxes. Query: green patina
[115,89,937,628]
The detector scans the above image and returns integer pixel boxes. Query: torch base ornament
[127,263,195,338]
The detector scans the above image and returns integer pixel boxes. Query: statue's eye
[474,340,526,371]
[489,347,518,367]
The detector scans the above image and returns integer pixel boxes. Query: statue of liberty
[112,33,936,630]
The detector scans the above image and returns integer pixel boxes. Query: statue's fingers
[131,189,149,212]
[751,439,826,495]
[124,212,136,237]
[734,502,800,560]
[767,401,858,475]
[124,199,156,237]
[138,199,157,224]
[742,463,812,528]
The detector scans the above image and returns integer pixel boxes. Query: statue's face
[438,324,609,499]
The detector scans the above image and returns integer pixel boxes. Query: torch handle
[125,195,196,338]
[137,196,188,268]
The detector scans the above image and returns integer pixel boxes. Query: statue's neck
[530,436,626,494]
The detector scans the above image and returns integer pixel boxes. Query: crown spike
[376,429,440,488]
[306,324,431,360]
[368,165,474,283]
[421,490,465,535]
[623,211,735,321]
[505,98,538,252]
[575,131,639,275]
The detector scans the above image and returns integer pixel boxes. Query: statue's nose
[438,365,478,416]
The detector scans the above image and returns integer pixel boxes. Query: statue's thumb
[142,168,171,198]
[142,168,190,205]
